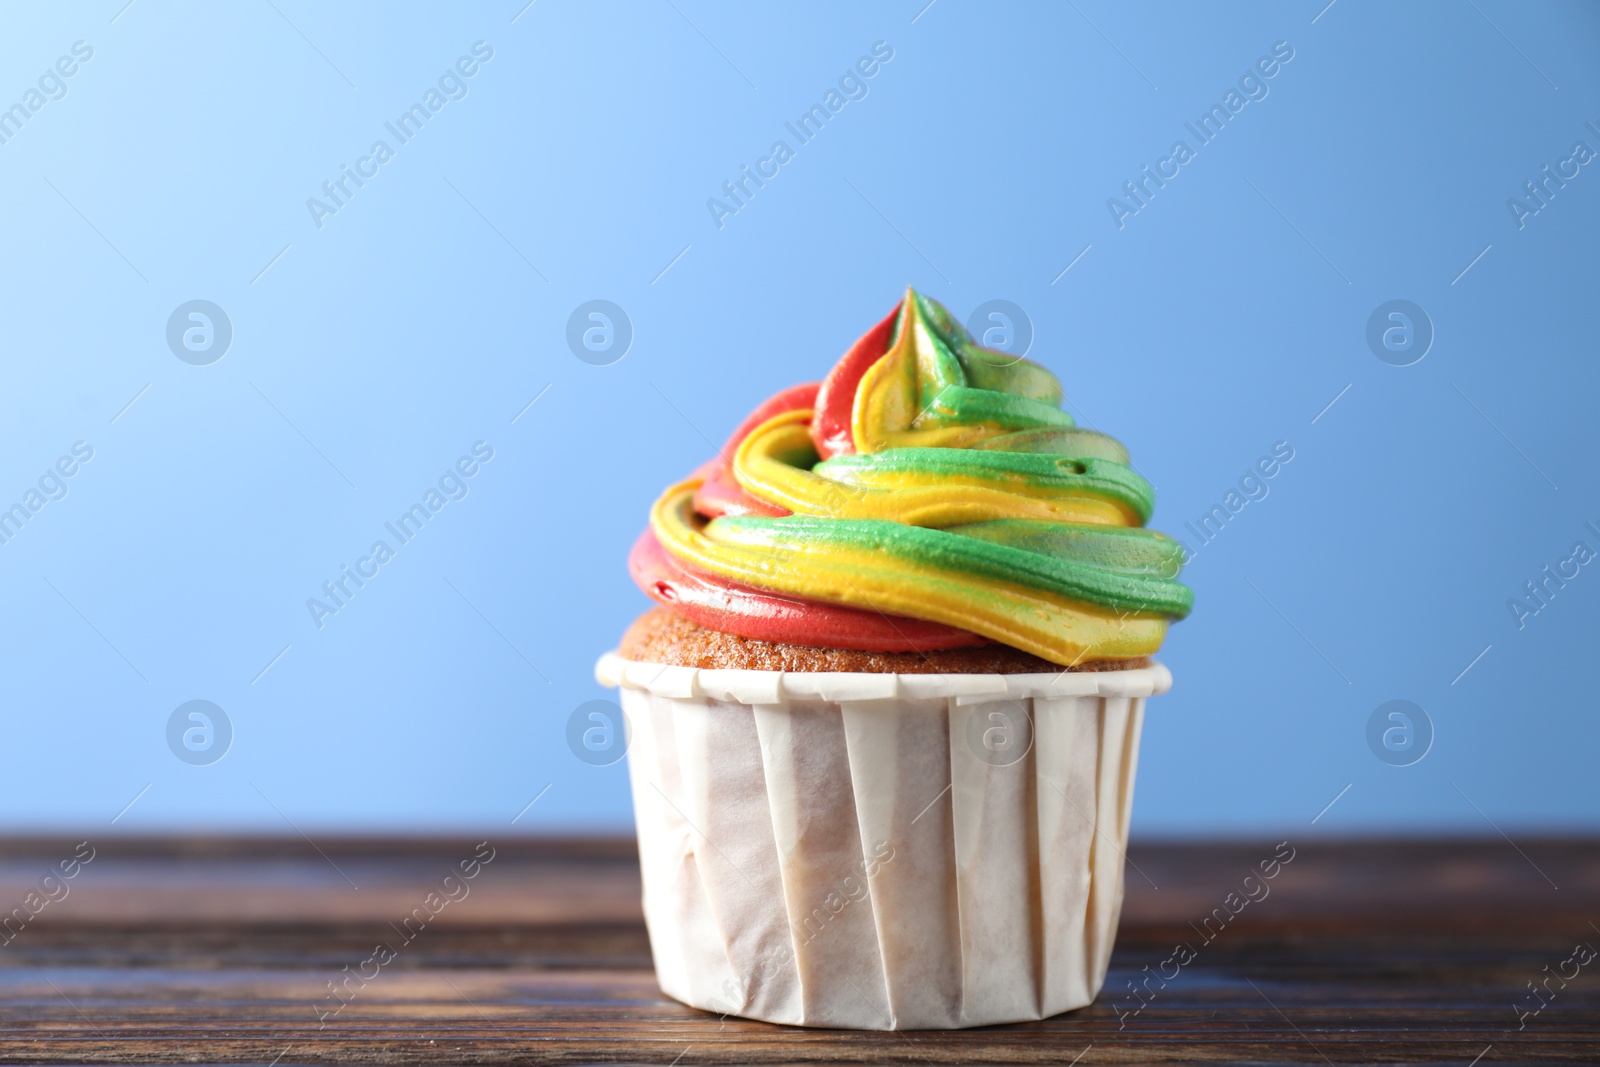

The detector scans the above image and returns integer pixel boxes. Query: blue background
[1,0,1595,837]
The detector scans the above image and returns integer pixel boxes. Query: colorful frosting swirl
[630,289,1193,666]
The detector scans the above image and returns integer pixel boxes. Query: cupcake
[596,288,1192,1029]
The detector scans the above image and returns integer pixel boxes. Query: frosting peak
[632,289,1193,666]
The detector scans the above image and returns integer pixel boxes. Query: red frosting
[693,382,818,519]
[810,303,899,459]
[629,529,987,652]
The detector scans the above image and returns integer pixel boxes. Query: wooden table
[0,836,1594,1064]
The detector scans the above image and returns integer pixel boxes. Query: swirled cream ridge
[629,288,1193,667]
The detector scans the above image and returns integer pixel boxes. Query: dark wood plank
[0,836,1595,1064]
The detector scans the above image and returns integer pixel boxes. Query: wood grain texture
[0,836,1595,1065]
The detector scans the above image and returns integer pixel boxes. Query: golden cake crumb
[618,607,1150,674]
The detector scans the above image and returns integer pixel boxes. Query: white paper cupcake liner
[595,652,1170,1030]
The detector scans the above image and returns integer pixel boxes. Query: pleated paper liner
[595,653,1169,1030]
